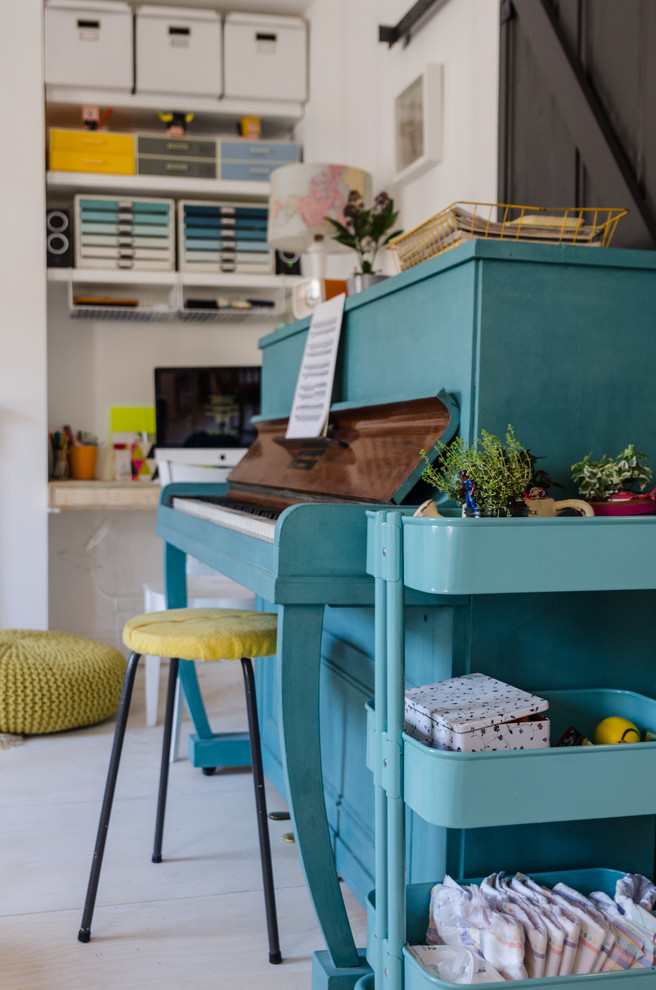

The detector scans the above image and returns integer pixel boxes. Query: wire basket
[387,202,628,272]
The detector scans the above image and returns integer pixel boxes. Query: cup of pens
[51,426,99,480]
[69,444,98,480]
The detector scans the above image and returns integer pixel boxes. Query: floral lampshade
[268,162,372,266]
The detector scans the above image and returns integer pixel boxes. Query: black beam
[513,0,656,246]
[379,0,446,48]
[497,0,514,204]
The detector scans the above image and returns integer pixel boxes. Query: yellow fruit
[593,716,641,745]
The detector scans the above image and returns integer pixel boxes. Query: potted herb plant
[570,444,655,515]
[324,190,402,294]
[420,426,534,517]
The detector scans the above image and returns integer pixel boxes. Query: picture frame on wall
[394,63,443,183]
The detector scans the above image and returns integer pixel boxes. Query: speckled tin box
[404,673,550,752]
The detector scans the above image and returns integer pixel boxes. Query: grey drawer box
[137,135,217,159]
[218,140,300,163]
[219,160,288,181]
[137,157,217,179]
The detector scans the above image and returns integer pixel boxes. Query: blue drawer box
[218,140,300,162]
[219,161,289,181]
[218,139,300,182]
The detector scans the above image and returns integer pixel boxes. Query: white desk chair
[148,456,253,754]
[142,573,254,759]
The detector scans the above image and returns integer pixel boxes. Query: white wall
[0,0,49,629]
[299,0,500,276]
[47,289,266,480]
[47,300,270,647]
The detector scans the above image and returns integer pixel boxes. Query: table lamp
[268,162,372,317]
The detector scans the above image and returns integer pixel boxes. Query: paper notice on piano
[285,293,346,440]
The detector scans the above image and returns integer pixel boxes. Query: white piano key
[171,496,276,543]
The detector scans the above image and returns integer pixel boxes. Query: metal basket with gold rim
[387,202,628,272]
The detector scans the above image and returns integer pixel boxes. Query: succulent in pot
[570,444,655,515]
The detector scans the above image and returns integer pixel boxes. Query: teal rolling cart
[364,509,656,990]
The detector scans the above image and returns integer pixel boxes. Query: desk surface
[48,480,160,511]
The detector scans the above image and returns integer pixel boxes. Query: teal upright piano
[156,239,656,989]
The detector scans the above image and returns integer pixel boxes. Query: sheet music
[285,293,346,440]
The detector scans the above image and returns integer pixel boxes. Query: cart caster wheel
[202,767,216,776]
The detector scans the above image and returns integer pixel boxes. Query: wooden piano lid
[228,391,458,504]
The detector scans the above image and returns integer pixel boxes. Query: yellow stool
[78,607,282,964]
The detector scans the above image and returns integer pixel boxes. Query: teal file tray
[367,870,656,990]
[367,687,656,829]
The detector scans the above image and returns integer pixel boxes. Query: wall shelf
[46,170,270,201]
[45,85,305,135]
[48,267,179,321]
[47,268,177,285]
[49,480,160,511]
[47,268,303,323]
[48,268,302,289]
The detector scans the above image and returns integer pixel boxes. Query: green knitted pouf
[0,630,127,735]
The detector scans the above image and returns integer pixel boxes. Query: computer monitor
[154,365,261,483]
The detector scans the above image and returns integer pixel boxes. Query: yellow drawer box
[50,149,135,175]
[50,129,135,155]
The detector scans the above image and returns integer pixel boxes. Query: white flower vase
[346,273,389,296]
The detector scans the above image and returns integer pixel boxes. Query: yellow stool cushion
[0,630,127,735]
[123,608,277,662]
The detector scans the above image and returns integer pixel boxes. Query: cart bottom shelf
[367,870,656,989]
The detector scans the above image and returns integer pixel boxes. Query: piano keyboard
[171,495,281,543]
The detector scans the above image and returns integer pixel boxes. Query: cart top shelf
[391,513,656,596]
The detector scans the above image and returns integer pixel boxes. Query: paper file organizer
[178,199,273,274]
[74,194,175,271]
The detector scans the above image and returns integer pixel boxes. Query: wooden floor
[0,660,367,989]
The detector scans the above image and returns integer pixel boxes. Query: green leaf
[325,191,403,271]
[324,217,354,241]
[382,229,404,246]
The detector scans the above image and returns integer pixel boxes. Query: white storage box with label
[45,0,134,91]
[135,6,222,98]
[223,12,307,103]
[404,673,550,753]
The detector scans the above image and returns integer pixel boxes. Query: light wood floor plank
[0,664,367,988]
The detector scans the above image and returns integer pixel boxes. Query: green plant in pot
[570,444,655,515]
[421,426,534,517]
[324,190,402,294]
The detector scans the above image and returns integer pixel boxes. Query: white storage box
[404,673,550,753]
[223,12,307,103]
[45,0,133,91]
[135,5,222,98]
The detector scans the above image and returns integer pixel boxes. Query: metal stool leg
[241,657,282,965]
[78,650,142,942]
[152,657,179,863]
